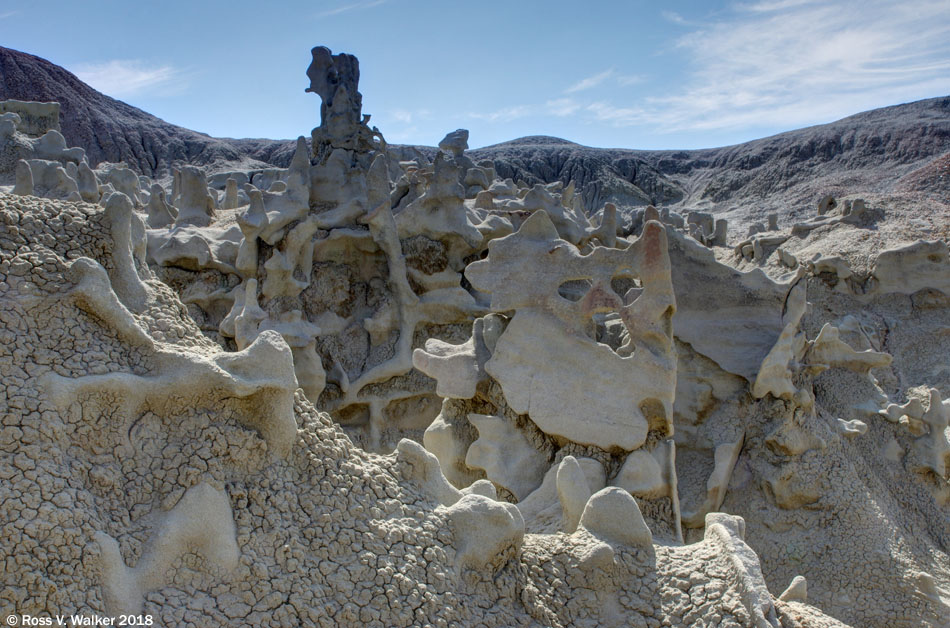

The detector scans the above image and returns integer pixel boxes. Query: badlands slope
[1,45,948,236]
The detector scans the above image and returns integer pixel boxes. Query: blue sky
[2,0,949,150]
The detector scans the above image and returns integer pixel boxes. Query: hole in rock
[335,403,369,429]
[557,278,593,302]
[611,275,641,305]
[594,312,630,353]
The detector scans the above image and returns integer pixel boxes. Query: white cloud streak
[72,60,183,98]
[390,109,429,124]
[314,0,387,19]
[385,125,419,143]
[462,1,950,139]
[468,105,534,122]
[386,108,431,142]
[617,74,645,87]
[565,69,614,93]
[606,0,950,132]
[661,10,688,25]
[545,98,582,117]
[468,99,593,123]
[735,0,820,13]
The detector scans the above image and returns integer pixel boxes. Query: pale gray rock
[174,165,215,226]
[146,183,176,228]
[439,129,469,156]
[441,494,524,572]
[12,158,32,195]
[579,487,652,548]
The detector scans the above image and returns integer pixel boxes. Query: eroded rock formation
[0,46,948,628]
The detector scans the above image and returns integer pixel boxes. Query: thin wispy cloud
[71,60,184,98]
[390,109,429,125]
[596,0,950,133]
[735,0,819,13]
[332,0,949,145]
[386,108,430,142]
[617,74,645,87]
[314,0,387,19]
[469,99,597,122]
[585,102,646,125]
[566,69,614,93]
[545,98,581,117]
[386,126,419,143]
[468,105,533,123]
[0,10,18,19]
[661,10,688,25]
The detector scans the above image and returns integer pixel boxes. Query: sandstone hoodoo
[1,45,948,628]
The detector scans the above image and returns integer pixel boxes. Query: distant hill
[485,135,582,147]
[2,45,948,230]
[0,46,276,175]
[471,98,950,226]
